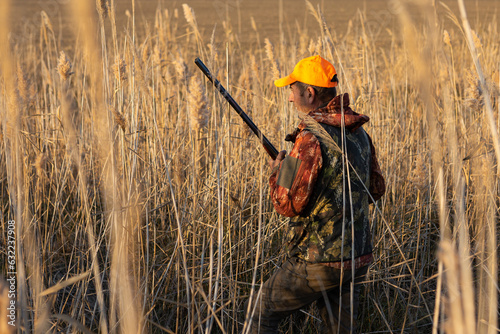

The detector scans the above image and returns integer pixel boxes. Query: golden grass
[0,0,498,333]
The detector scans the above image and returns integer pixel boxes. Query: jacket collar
[303,93,369,131]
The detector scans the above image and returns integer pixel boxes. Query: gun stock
[195,58,279,160]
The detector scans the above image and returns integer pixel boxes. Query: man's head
[274,55,338,113]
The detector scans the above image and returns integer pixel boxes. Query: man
[248,55,385,333]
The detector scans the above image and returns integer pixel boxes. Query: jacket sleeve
[269,130,322,217]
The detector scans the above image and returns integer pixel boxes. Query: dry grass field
[0,0,499,333]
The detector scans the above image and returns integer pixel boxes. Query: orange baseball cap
[274,55,338,88]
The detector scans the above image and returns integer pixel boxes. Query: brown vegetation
[0,0,498,333]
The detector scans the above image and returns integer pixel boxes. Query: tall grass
[0,0,498,333]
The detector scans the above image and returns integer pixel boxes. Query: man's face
[289,83,312,114]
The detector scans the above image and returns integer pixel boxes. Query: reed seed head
[187,75,209,132]
[250,54,258,77]
[264,38,275,64]
[465,70,482,99]
[57,51,73,81]
[465,70,484,111]
[250,17,257,32]
[182,4,196,26]
[443,30,451,47]
[113,57,127,82]
[40,11,54,33]
[142,44,150,64]
[16,63,29,103]
[96,0,109,18]
[264,38,280,80]
[308,39,315,54]
[315,36,323,54]
[111,106,126,131]
[472,30,482,49]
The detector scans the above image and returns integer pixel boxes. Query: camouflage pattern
[270,93,385,263]
[270,130,322,217]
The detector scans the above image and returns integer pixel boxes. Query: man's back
[287,122,373,263]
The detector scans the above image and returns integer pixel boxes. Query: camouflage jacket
[269,93,385,263]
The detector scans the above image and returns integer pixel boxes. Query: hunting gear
[250,55,385,333]
[195,58,279,159]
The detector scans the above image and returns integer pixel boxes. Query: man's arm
[269,130,322,217]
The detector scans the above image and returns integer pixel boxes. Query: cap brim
[274,75,296,87]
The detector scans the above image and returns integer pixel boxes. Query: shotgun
[194,58,279,160]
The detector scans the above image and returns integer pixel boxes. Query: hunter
[248,55,385,333]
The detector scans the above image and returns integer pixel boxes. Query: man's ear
[306,86,316,103]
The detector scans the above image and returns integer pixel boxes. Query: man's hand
[269,150,286,169]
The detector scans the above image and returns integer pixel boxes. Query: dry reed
[187,75,209,132]
[0,1,498,333]
[57,51,73,81]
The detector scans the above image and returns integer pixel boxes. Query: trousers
[247,257,369,334]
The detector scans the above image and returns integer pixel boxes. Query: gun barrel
[195,58,279,160]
